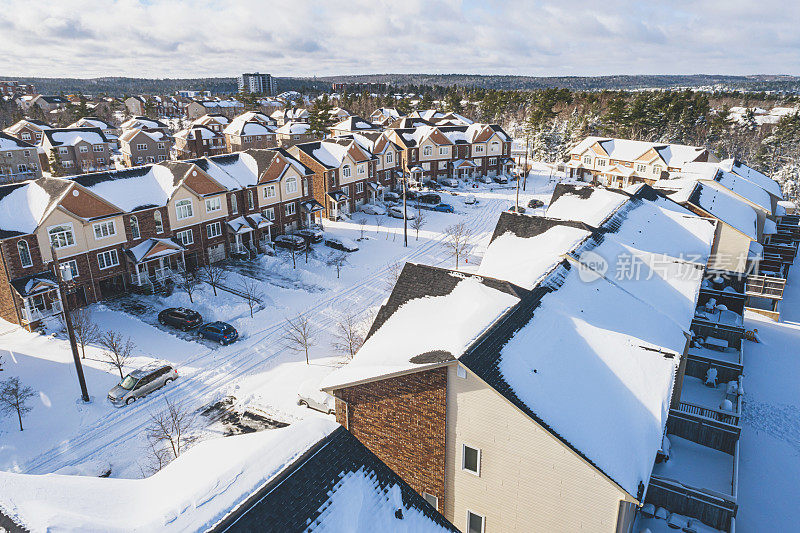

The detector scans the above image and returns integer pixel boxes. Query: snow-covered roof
[545,185,628,226]
[275,121,310,135]
[720,158,783,199]
[321,267,523,390]
[0,180,65,237]
[44,127,109,147]
[193,152,261,189]
[331,116,378,131]
[125,238,183,263]
[120,116,168,131]
[0,131,35,150]
[119,128,168,143]
[175,125,220,141]
[71,164,183,212]
[671,162,773,214]
[70,117,114,130]
[223,119,274,137]
[682,181,758,240]
[569,136,708,167]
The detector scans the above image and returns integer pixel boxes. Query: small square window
[467,511,485,533]
[422,492,438,511]
[457,365,467,379]
[462,444,480,475]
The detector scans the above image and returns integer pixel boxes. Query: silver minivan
[108,365,178,407]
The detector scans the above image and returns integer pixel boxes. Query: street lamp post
[402,168,408,248]
[50,246,90,403]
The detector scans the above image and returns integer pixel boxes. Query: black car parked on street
[158,307,203,331]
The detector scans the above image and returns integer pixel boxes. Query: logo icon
[576,250,607,282]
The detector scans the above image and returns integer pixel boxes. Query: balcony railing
[746,274,786,300]
[21,300,63,324]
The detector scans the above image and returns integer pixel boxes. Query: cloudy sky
[0,0,797,79]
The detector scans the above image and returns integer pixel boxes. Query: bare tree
[239,277,263,318]
[333,310,365,359]
[384,261,404,291]
[146,398,195,462]
[177,269,199,303]
[375,212,387,236]
[0,377,35,431]
[283,244,299,269]
[410,209,427,240]
[71,307,100,359]
[355,216,368,240]
[200,262,227,297]
[283,314,315,364]
[443,221,473,268]
[99,330,135,379]
[326,250,349,279]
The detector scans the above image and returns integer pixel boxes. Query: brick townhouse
[118,128,172,166]
[344,131,402,191]
[68,116,121,149]
[120,116,171,136]
[3,118,52,145]
[40,127,113,176]
[192,113,230,133]
[385,123,513,184]
[0,148,319,330]
[0,132,42,183]
[223,118,277,152]
[290,139,378,220]
[173,125,227,159]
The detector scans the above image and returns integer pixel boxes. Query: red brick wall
[334,367,447,513]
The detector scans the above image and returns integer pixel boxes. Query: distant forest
[2,74,800,98]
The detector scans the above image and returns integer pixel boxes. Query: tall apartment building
[238,73,277,96]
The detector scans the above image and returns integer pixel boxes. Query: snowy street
[0,170,557,479]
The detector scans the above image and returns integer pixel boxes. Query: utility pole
[523,134,530,192]
[50,246,90,403]
[402,168,408,247]
[515,167,521,212]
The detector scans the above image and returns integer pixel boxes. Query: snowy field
[0,165,560,479]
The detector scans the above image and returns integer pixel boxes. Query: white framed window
[97,157,105,165]
[597,158,607,167]
[58,147,68,155]
[462,444,481,476]
[129,216,140,240]
[490,141,499,151]
[230,194,238,214]
[136,143,147,151]
[423,146,432,156]
[438,161,447,170]
[175,228,193,246]
[92,145,104,152]
[355,182,364,194]
[205,197,222,213]
[206,221,222,238]
[285,202,296,216]
[157,143,165,150]
[97,249,119,270]
[21,132,30,140]
[62,160,74,168]
[489,157,497,166]
[357,164,365,175]
[17,240,32,268]
[653,165,662,175]
[23,150,30,157]
[466,510,485,533]
[17,164,28,173]
[422,492,438,511]
[263,184,276,199]
[93,220,116,240]
[176,199,193,220]
[473,158,481,165]
[79,145,89,153]
[157,155,166,161]
[456,365,467,379]
[342,165,351,178]
[474,145,484,153]
[636,164,647,172]
[48,223,75,249]
[35,133,42,141]
[263,207,275,221]
[63,259,78,278]
[247,190,254,210]
[386,151,393,164]
[286,176,298,194]
[439,146,447,156]
[422,162,430,171]
[154,211,164,234]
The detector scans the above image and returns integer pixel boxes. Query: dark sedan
[295,228,324,244]
[198,321,239,345]
[158,307,203,331]
[528,199,545,209]
[274,234,307,251]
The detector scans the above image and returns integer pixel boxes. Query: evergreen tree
[49,149,66,177]
[308,94,334,138]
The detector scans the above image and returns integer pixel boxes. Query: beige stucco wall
[444,363,633,533]
[167,187,228,231]
[707,221,752,273]
[38,209,126,262]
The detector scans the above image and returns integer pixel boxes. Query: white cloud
[0,0,796,78]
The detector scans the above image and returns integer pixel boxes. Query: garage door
[208,244,225,263]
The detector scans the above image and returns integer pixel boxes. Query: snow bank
[0,418,338,532]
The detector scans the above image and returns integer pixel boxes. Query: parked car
[295,228,324,244]
[493,175,509,184]
[464,194,478,205]
[423,180,442,191]
[477,175,494,184]
[432,203,455,213]
[360,203,387,215]
[528,199,545,209]
[108,365,178,406]
[418,193,441,205]
[158,307,203,331]
[405,189,419,201]
[383,191,400,203]
[508,205,526,214]
[273,234,307,251]
[324,235,359,252]
[198,321,239,345]
[297,379,335,414]
[388,206,416,219]
[439,177,459,188]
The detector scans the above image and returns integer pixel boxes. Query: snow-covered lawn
[0,165,565,479]
[737,258,800,530]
